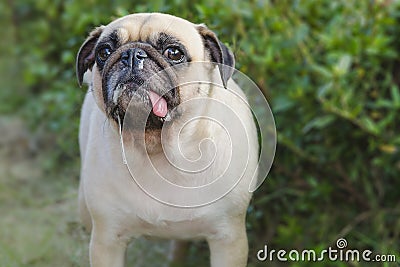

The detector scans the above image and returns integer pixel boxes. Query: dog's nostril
[134,48,147,60]
[121,50,131,66]
[121,48,147,68]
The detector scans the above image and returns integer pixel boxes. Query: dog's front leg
[89,223,127,267]
[207,218,248,267]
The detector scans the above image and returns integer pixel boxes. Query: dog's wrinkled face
[77,13,234,131]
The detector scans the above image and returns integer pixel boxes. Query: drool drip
[117,113,128,165]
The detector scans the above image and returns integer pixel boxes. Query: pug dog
[76,13,259,267]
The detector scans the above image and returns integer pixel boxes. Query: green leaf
[360,117,380,135]
[333,54,352,76]
[273,95,294,113]
[302,115,336,133]
[310,64,332,78]
[391,85,400,107]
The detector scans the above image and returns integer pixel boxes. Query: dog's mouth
[109,80,178,128]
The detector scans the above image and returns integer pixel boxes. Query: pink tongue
[148,90,168,118]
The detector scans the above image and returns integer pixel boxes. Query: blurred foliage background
[1,0,399,266]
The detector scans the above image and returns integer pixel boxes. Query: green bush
[2,0,399,266]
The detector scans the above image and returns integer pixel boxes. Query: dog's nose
[121,48,148,69]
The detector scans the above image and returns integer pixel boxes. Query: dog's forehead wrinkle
[137,14,151,41]
[115,28,130,45]
[154,32,181,48]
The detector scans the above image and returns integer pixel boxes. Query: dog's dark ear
[76,26,104,87]
[197,24,235,89]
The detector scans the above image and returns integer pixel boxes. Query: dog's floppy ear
[197,24,235,89]
[76,26,104,87]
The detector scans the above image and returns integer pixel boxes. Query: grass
[0,121,89,266]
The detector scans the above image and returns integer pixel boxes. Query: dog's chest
[84,137,230,239]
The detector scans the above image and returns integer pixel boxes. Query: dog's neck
[118,128,163,155]
[143,129,163,154]
[118,117,214,158]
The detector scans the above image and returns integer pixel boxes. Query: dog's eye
[96,46,112,63]
[163,47,185,63]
